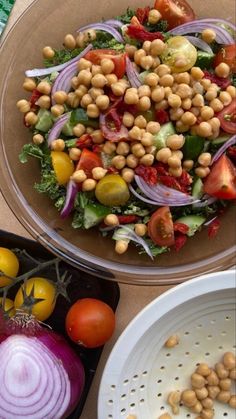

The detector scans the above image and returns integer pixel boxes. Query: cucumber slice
[175,215,206,237]
[35,109,53,132]
[195,51,215,70]
[62,121,74,136]
[153,122,176,150]
[211,135,230,146]
[182,135,205,160]
[83,203,110,229]
[192,178,204,199]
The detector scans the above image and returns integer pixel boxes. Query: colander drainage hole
[133,374,138,380]
[210,319,216,324]
[160,406,165,410]
[178,364,183,368]
[110,384,116,389]
[108,400,113,405]
[121,394,126,400]
[223,413,228,416]
[207,335,213,339]
[139,398,145,404]
[184,331,190,335]
[185,352,190,356]
[221,331,227,336]
[205,352,210,356]
[108,415,113,418]
[195,342,200,346]
[225,316,231,320]
[142,371,148,376]
[131,389,136,394]
[130,403,135,408]
[197,324,202,328]
[120,408,126,414]
[218,346,224,350]
[166,353,171,357]
[160,366,165,370]
[157,393,162,397]
[140,385,145,389]
[123,379,129,384]
[175,377,179,381]
[157,379,162,383]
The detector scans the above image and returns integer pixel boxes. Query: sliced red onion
[125,56,142,88]
[104,19,123,28]
[169,22,234,44]
[194,18,236,32]
[100,113,129,142]
[211,135,236,165]
[129,184,161,205]
[135,175,199,206]
[51,44,93,103]
[204,216,218,226]
[47,113,70,146]
[185,36,213,54]
[113,225,153,259]
[25,44,93,78]
[0,327,84,418]
[60,180,79,218]
[76,23,124,43]
[192,196,217,208]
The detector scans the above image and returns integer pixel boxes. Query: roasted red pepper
[29,89,43,110]
[135,165,158,185]
[127,24,164,41]
[136,6,150,24]
[174,233,187,251]
[227,146,236,165]
[155,109,169,125]
[203,71,231,89]
[76,134,93,149]
[173,222,189,234]
[117,215,139,224]
[207,218,221,238]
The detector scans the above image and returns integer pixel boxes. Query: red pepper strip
[173,222,189,234]
[159,175,182,191]
[106,107,122,130]
[135,165,158,185]
[136,6,150,24]
[117,215,139,224]
[92,144,102,153]
[227,146,236,165]
[127,24,164,41]
[107,166,119,174]
[76,134,93,149]
[29,88,43,110]
[154,163,191,193]
[207,218,221,238]
[155,109,169,125]
[174,233,187,251]
[203,71,231,89]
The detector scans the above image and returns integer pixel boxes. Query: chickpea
[174,72,191,84]
[201,78,212,90]
[149,39,166,57]
[159,74,174,87]
[138,85,151,98]
[181,390,198,407]
[156,65,171,79]
[192,93,204,107]
[16,99,31,113]
[134,49,146,66]
[80,93,93,108]
[176,83,192,99]
[37,95,51,109]
[196,364,211,377]
[82,178,97,191]
[215,62,230,78]
[103,141,116,155]
[134,115,147,129]
[75,85,88,98]
[205,88,218,102]
[105,73,118,86]
[174,55,188,68]
[69,148,81,161]
[200,106,214,121]
[156,147,172,163]
[218,91,232,106]
[182,98,192,110]
[87,104,100,118]
[191,401,203,414]
[51,139,65,152]
[86,127,94,134]
[207,386,220,399]
[198,152,211,167]
[121,168,134,183]
[196,122,212,137]
[182,159,193,171]
[191,373,207,389]
[24,111,38,125]
[219,378,231,391]
[104,214,119,226]
[33,133,44,145]
[51,104,64,117]
[100,58,115,75]
[201,28,216,43]
[76,33,86,48]
[89,87,103,100]
[229,368,236,380]
[215,362,230,378]
[201,398,214,409]
[172,150,183,160]
[125,44,137,58]
[67,92,80,108]
[78,58,92,71]
[166,134,185,150]
[207,370,218,384]
[73,123,86,137]
[90,167,107,180]
[141,40,151,53]
[140,153,154,166]
[126,154,139,169]
[144,122,159,135]
[83,28,96,42]
[181,111,197,126]
[42,45,55,59]
[229,395,236,408]
[95,95,109,110]
[148,8,162,24]
[115,240,129,254]
[191,67,204,80]
[169,166,182,177]
[90,73,107,88]
[226,85,236,98]
[90,130,103,144]
[168,94,182,108]
[223,352,236,370]
[155,100,170,111]
[195,387,208,401]
[169,108,184,121]
[152,56,161,68]
[124,89,139,105]
[192,81,204,95]
[53,90,68,105]
[90,64,101,76]
[201,408,214,419]
[64,34,76,49]
[138,96,151,111]
[129,126,142,141]
[131,143,146,158]
[151,87,165,103]
[176,120,189,133]
[164,335,179,348]
[123,112,135,128]
[217,390,231,403]
[195,166,210,178]
[116,142,129,156]
[23,77,36,92]
[37,81,51,95]
[140,133,153,147]
[145,72,159,87]
[168,155,181,169]
[167,391,181,414]
[134,223,147,237]
[140,55,154,70]
[158,414,172,419]
[112,155,126,170]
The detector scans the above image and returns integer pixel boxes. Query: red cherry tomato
[76,148,102,177]
[154,0,195,29]
[214,45,236,73]
[65,298,116,348]
[217,99,236,134]
[203,155,236,200]
[148,206,175,247]
[84,49,126,79]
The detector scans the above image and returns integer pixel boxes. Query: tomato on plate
[84,49,126,79]
[203,155,236,200]
[0,247,19,288]
[214,45,236,73]
[154,0,195,29]
[76,148,102,177]
[51,151,74,185]
[14,277,56,321]
[217,99,236,134]
[65,298,115,348]
[148,206,175,247]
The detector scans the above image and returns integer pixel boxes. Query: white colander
[98,270,236,419]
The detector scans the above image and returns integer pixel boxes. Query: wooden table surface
[0,3,172,418]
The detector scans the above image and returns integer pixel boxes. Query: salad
[17,0,236,259]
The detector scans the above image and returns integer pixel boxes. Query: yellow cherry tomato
[161,36,197,72]
[0,297,15,317]
[95,174,130,206]
[0,247,19,287]
[51,151,74,185]
[14,277,56,321]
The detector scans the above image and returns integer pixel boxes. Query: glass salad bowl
[0,0,235,285]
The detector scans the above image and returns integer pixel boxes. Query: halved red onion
[211,135,236,165]
[76,23,124,43]
[104,19,123,28]
[168,21,234,44]
[126,56,142,88]
[51,44,93,103]
[185,36,213,54]
[47,113,70,146]
[100,113,129,142]
[60,180,79,218]
[25,44,93,78]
